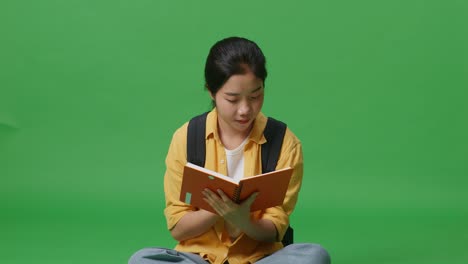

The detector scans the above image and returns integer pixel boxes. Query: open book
[180,162,293,213]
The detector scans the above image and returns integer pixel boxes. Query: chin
[235,123,253,133]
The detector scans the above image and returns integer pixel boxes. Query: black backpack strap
[187,112,209,167]
[261,117,287,173]
[261,117,293,247]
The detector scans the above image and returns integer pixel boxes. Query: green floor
[3,197,467,263]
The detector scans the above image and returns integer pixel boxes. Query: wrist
[199,209,221,222]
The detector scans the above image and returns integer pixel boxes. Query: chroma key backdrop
[1,1,467,263]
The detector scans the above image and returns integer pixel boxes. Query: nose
[238,99,252,116]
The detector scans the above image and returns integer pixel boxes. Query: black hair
[204,37,267,102]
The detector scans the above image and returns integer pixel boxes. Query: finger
[243,192,259,206]
[203,197,222,215]
[203,190,223,209]
[203,188,220,201]
[202,191,218,208]
[203,189,228,210]
[203,188,216,197]
[217,189,233,203]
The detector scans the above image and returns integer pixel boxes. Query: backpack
[186,112,294,247]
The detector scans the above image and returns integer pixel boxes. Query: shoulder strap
[261,117,287,173]
[261,117,292,247]
[187,112,209,167]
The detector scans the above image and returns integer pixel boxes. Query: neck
[217,121,252,150]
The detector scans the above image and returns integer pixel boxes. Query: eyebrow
[224,86,263,96]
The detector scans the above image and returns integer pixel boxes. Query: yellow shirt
[164,109,304,264]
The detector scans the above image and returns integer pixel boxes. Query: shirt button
[220,159,225,164]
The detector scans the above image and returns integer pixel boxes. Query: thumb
[243,192,259,206]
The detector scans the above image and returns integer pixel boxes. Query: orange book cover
[180,162,293,214]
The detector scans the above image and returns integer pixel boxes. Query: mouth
[237,119,250,125]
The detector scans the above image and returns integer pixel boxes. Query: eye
[226,98,238,103]
[250,93,262,100]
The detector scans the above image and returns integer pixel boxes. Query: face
[211,71,264,137]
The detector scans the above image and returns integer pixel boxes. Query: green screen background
[1,1,467,263]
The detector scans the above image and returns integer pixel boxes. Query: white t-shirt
[225,137,249,182]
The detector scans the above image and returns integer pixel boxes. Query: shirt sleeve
[260,128,304,241]
[163,123,194,230]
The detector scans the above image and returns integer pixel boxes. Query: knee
[287,243,331,264]
[128,248,152,264]
[307,244,331,264]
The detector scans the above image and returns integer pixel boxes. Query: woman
[129,37,330,264]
